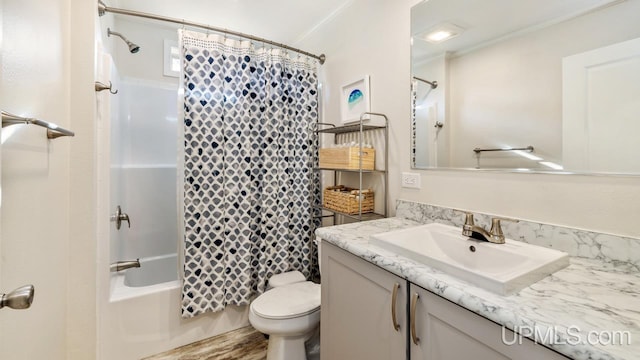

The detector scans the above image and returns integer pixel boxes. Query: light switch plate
[401,172,421,189]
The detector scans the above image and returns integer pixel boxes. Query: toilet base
[266,334,308,360]
[249,310,320,360]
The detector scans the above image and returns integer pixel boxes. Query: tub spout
[110,259,140,272]
[1,285,35,310]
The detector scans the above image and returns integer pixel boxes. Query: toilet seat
[252,281,320,320]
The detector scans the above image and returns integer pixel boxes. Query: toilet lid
[252,281,320,320]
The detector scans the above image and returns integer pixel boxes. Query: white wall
[0,0,70,357]
[109,17,180,86]
[0,0,96,359]
[297,0,640,239]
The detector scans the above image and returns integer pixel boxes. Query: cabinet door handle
[410,292,420,345]
[391,282,400,331]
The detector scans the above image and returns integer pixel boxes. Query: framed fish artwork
[340,75,370,124]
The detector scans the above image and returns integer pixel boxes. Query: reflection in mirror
[411,0,640,174]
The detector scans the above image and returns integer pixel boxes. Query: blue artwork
[341,76,369,123]
[348,89,364,109]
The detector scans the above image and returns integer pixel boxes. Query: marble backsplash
[396,200,640,270]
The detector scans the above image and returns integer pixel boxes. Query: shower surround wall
[112,79,179,263]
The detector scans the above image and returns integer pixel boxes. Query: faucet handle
[489,217,519,241]
[462,212,475,237]
[111,205,131,230]
[463,212,475,226]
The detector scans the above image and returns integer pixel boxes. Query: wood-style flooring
[143,326,268,360]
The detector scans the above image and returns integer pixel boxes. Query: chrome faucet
[462,212,518,244]
[110,259,140,272]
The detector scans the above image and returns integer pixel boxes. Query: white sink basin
[370,223,569,295]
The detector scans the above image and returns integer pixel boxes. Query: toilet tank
[267,271,306,288]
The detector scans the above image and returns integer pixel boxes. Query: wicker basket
[323,185,374,215]
[319,147,375,170]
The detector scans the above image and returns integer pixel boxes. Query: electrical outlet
[401,172,421,189]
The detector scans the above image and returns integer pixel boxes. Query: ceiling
[112,0,352,45]
[411,0,620,59]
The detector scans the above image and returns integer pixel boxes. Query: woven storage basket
[323,185,374,215]
[318,147,375,170]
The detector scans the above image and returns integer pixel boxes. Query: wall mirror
[411,0,640,174]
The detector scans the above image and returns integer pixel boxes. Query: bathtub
[102,254,250,360]
[110,254,180,301]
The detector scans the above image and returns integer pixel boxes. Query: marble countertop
[316,218,640,360]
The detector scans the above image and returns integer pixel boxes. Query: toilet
[249,239,322,360]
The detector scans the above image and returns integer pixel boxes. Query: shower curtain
[179,30,320,317]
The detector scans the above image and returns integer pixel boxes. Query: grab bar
[1,110,75,139]
[473,145,534,154]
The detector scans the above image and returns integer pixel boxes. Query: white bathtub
[102,254,249,360]
[126,254,178,287]
[110,253,179,301]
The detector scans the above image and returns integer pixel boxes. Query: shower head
[107,28,140,54]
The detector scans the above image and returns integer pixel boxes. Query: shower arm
[106,27,140,53]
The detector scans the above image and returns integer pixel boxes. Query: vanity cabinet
[321,242,406,360]
[321,242,569,360]
[409,285,568,360]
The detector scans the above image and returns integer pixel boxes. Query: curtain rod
[97,1,326,65]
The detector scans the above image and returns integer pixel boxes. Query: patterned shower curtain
[179,30,320,317]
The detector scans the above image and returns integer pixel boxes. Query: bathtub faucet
[110,259,141,272]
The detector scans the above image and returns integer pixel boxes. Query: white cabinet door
[409,285,568,360]
[321,242,407,360]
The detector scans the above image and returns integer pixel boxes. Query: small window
[164,39,180,77]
